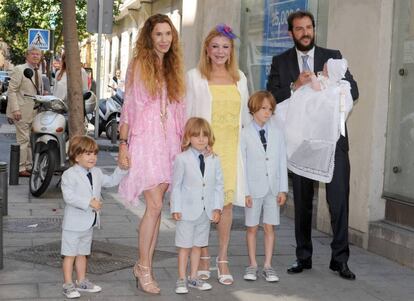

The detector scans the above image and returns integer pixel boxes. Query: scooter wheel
[30,148,57,197]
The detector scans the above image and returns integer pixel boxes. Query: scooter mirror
[23,68,34,79]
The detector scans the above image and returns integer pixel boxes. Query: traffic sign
[28,29,50,51]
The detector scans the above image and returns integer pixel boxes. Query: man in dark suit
[267,11,359,280]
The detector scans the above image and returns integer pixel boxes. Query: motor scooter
[87,86,124,139]
[24,68,95,196]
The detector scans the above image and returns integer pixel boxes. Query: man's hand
[245,195,253,208]
[90,197,102,210]
[277,192,287,206]
[12,110,22,121]
[172,212,182,221]
[294,71,314,90]
[211,209,221,223]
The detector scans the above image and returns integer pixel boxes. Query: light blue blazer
[170,149,224,221]
[61,165,127,231]
[240,119,288,198]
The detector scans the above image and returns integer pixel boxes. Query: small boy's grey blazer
[170,149,224,221]
[240,119,288,198]
[61,165,127,232]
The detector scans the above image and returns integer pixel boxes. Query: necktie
[33,67,40,94]
[87,172,93,187]
[302,55,311,72]
[259,129,267,151]
[199,154,205,176]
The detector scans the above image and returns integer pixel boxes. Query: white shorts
[245,191,280,227]
[61,228,93,256]
[175,211,210,248]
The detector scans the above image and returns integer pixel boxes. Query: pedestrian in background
[60,135,128,299]
[240,91,288,283]
[185,24,250,285]
[53,53,88,103]
[117,14,186,294]
[6,45,43,177]
[171,117,224,294]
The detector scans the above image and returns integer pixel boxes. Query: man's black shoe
[329,261,356,280]
[287,260,312,274]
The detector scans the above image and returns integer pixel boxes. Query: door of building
[384,0,414,226]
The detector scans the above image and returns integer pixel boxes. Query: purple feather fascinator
[216,23,237,39]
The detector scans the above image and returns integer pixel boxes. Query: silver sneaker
[62,282,80,299]
[175,278,188,294]
[262,266,279,282]
[187,277,212,291]
[76,278,102,293]
[243,266,258,281]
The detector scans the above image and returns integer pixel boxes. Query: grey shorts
[61,228,93,256]
[245,191,280,227]
[175,211,210,248]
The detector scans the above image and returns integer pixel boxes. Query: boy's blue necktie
[259,129,267,151]
[199,154,205,176]
[87,172,93,187]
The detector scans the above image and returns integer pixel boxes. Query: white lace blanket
[275,59,353,183]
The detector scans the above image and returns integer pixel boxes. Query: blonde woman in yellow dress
[186,24,250,285]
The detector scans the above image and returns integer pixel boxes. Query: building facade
[89,0,414,267]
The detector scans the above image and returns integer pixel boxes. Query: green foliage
[0,0,88,64]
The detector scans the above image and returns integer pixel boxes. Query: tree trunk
[62,0,84,137]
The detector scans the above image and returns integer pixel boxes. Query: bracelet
[119,139,128,146]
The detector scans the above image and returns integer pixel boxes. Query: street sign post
[28,29,50,51]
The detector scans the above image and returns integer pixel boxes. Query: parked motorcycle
[24,68,96,197]
[86,86,124,139]
[26,93,68,197]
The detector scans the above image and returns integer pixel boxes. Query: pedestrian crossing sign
[28,29,50,51]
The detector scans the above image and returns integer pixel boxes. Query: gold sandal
[133,263,160,294]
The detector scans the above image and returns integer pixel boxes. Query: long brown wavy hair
[127,14,185,102]
[198,27,240,82]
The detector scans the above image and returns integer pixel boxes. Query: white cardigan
[185,68,251,206]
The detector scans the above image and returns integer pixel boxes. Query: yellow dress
[209,85,241,205]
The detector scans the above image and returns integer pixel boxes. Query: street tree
[0,0,88,64]
[62,0,84,137]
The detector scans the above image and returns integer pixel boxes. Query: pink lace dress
[118,67,185,205]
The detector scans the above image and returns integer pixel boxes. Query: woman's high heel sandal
[197,256,211,280]
[216,256,234,285]
[133,263,160,294]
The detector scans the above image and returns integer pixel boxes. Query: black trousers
[292,146,350,263]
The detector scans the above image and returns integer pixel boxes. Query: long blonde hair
[127,14,185,102]
[198,27,240,82]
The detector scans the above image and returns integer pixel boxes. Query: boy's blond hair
[181,117,215,151]
[68,135,99,165]
[248,90,277,115]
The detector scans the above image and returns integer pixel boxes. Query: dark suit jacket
[267,46,359,151]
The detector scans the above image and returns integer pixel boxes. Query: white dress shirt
[296,47,315,72]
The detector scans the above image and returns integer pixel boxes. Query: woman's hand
[118,144,130,170]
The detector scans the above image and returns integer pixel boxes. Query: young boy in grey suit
[241,91,288,282]
[60,136,128,299]
[171,117,224,294]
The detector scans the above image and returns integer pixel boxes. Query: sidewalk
[0,142,414,300]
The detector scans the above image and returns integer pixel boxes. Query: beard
[293,34,315,52]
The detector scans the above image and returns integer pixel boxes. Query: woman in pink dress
[118,14,185,294]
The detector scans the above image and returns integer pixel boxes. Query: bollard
[9,143,19,185]
[0,194,2,269]
[0,164,3,269]
[0,162,7,216]
[111,120,117,145]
